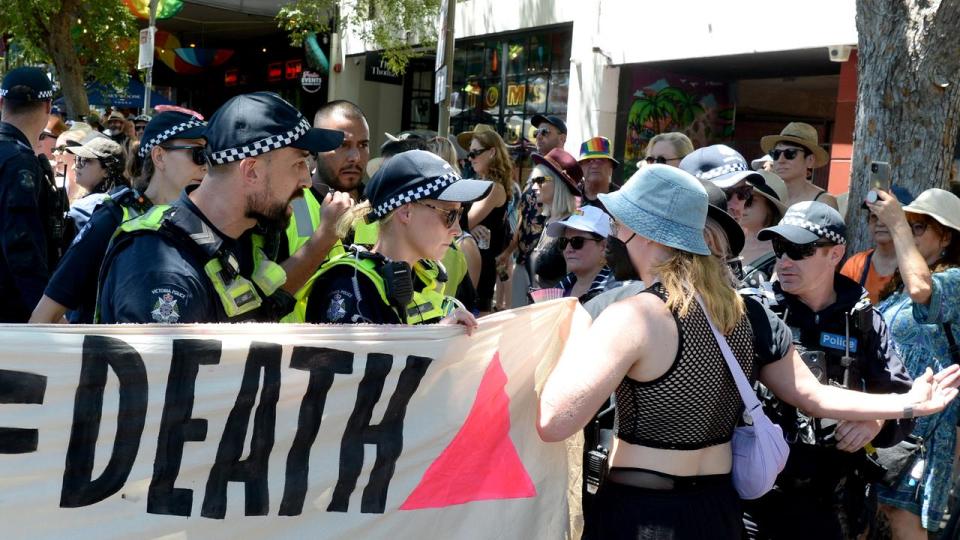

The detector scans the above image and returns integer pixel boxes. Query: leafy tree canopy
[277,0,442,75]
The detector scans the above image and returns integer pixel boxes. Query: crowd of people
[3,64,960,539]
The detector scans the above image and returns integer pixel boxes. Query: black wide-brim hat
[204,92,344,165]
[365,150,493,221]
[699,180,745,257]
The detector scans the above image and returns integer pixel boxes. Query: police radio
[382,260,414,310]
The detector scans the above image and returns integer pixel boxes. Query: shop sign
[301,70,323,94]
[364,52,403,85]
[484,86,499,109]
[506,84,525,107]
[285,60,303,80]
[267,62,283,82]
[434,65,447,104]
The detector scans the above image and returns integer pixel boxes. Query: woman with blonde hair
[539,165,960,539]
[457,125,514,311]
[304,150,489,327]
[643,132,694,167]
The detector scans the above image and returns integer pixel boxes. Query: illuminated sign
[267,62,282,82]
[285,59,302,80]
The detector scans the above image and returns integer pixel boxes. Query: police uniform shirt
[44,202,130,323]
[98,192,250,324]
[304,263,403,324]
[0,122,50,321]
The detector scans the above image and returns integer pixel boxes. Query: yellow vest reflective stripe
[440,243,468,297]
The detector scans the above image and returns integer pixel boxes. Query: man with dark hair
[96,92,344,323]
[313,99,370,202]
[530,114,567,155]
[0,66,62,322]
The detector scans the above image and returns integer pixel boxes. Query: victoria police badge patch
[327,292,348,322]
[151,292,181,323]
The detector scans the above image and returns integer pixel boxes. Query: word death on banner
[0,300,582,539]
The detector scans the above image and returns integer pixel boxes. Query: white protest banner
[0,299,584,539]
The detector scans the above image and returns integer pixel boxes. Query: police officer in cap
[304,150,490,327]
[0,66,62,322]
[31,110,207,323]
[744,201,914,539]
[96,92,344,323]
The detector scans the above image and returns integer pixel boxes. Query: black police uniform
[97,190,256,324]
[44,188,151,323]
[745,273,914,540]
[0,122,58,322]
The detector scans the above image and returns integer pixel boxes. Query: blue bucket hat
[598,164,710,255]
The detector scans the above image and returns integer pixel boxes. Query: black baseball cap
[680,144,764,189]
[0,66,53,102]
[365,150,493,221]
[138,111,207,159]
[700,180,745,256]
[531,114,567,134]
[204,92,344,165]
[759,201,847,245]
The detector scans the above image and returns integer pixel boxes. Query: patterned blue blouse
[876,267,960,531]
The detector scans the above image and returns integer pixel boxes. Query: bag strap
[859,249,875,287]
[695,296,763,416]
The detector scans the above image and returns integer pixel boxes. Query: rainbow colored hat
[578,136,619,167]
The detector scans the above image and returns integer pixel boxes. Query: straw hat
[754,171,789,219]
[456,123,498,149]
[902,188,960,234]
[760,122,830,168]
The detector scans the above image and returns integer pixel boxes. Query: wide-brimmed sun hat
[902,188,960,234]
[700,180,745,257]
[760,122,830,168]
[598,164,710,256]
[754,171,789,220]
[531,147,582,194]
[456,123,498,150]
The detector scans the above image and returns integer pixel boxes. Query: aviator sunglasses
[557,236,602,250]
[160,145,208,166]
[769,148,805,161]
[771,238,835,260]
[643,155,680,165]
[416,201,462,228]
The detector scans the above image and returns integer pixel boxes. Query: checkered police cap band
[0,88,54,100]
[695,161,748,181]
[781,216,846,244]
[138,118,207,158]
[207,117,311,165]
[371,172,460,220]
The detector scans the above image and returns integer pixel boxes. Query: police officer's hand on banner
[905,365,960,416]
[440,305,478,335]
[834,419,884,453]
[320,190,354,236]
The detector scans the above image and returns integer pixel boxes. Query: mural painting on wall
[623,68,735,178]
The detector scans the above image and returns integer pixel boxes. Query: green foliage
[277,0,442,75]
[0,0,138,90]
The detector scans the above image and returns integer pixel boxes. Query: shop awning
[54,79,173,109]
[186,0,280,17]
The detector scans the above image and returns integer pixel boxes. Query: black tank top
[614,283,759,450]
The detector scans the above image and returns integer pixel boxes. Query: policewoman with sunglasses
[304,150,491,326]
[744,201,914,539]
[538,166,960,540]
[868,188,960,537]
[30,111,207,323]
[96,92,344,324]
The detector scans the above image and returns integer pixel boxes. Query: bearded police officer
[744,201,914,539]
[96,92,344,323]
[0,66,63,322]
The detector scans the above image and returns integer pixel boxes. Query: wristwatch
[903,404,915,419]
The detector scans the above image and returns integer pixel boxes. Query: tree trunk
[45,0,87,121]
[847,1,960,254]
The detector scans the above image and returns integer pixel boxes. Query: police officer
[744,201,914,539]
[30,111,207,323]
[0,66,61,322]
[304,150,490,326]
[96,92,344,323]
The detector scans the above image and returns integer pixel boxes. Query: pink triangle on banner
[400,352,536,510]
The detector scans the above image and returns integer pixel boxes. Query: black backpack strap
[859,249,875,287]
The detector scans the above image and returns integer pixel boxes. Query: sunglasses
[535,127,554,137]
[160,145,208,166]
[770,148,805,161]
[416,201,462,228]
[643,155,679,165]
[467,148,489,160]
[771,238,835,260]
[39,132,54,141]
[557,236,601,250]
[74,156,95,170]
[531,176,554,186]
[725,185,754,204]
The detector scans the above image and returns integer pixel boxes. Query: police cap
[0,67,54,102]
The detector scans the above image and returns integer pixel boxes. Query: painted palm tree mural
[623,73,735,177]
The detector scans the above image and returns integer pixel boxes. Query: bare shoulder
[593,292,673,342]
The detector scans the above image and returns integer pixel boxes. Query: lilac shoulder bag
[697,297,789,500]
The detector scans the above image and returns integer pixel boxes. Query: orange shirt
[840,249,894,305]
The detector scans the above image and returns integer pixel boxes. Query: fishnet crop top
[614,284,759,450]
